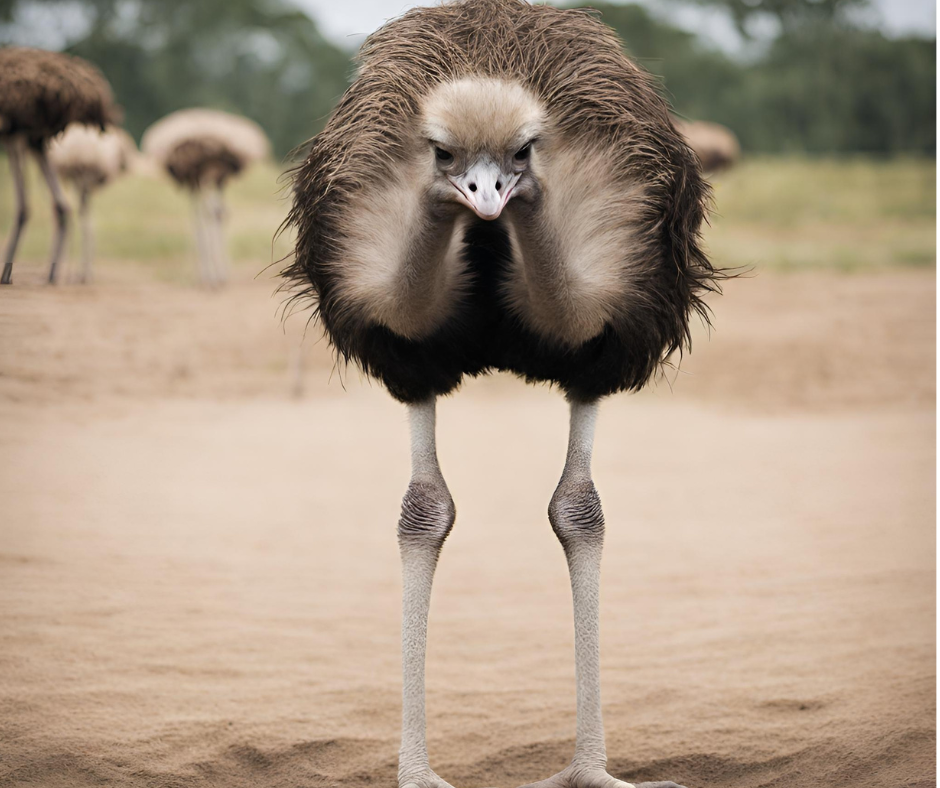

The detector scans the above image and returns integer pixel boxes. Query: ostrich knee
[396,442,456,785]
[548,455,610,773]
[398,477,455,558]
[549,479,605,557]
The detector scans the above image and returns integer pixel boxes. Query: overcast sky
[294,0,937,51]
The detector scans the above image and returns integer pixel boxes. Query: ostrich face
[421,77,546,221]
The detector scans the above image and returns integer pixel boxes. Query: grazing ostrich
[0,46,118,285]
[141,109,269,288]
[283,2,721,788]
[673,118,741,174]
[48,124,136,283]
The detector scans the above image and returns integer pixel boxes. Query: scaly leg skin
[398,399,461,788]
[518,401,686,788]
[1,139,29,285]
[35,147,70,285]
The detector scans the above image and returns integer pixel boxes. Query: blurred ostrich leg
[1,139,29,286]
[205,185,228,287]
[191,190,213,287]
[34,147,70,285]
[398,399,458,788]
[77,184,93,284]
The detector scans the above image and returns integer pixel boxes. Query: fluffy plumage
[141,109,270,189]
[674,118,741,173]
[284,0,721,404]
[0,47,119,148]
[49,124,136,190]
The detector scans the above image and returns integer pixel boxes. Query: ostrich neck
[374,202,467,340]
[502,194,614,348]
[396,206,461,308]
[504,201,579,335]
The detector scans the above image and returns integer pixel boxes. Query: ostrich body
[674,118,741,173]
[0,46,118,285]
[48,124,135,283]
[141,109,269,288]
[285,2,719,788]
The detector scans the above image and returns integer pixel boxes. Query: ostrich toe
[517,765,686,788]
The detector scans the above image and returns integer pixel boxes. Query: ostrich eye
[435,147,454,164]
[513,143,532,163]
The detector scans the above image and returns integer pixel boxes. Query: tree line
[592,0,935,155]
[1,0,934,158]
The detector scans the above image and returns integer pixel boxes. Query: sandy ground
[0,263,935,788]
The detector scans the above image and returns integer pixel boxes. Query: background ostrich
[141,109,269,288]
[673,117,742,173]
[48,124,136,283]
[284,2,721,788]
[0,46,119,285]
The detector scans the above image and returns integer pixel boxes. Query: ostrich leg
[1,139,29,285]
[191,190,213,287]
[34,147,70,285]
[518,401,684,788]
[77,184,93,284]
[398,399,459,788]
[204,186,228,287]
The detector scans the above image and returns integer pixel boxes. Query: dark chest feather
[349,220,648,404]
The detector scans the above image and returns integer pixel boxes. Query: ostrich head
[420,77,546,220]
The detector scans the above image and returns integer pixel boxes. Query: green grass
[707,156,935,271]
[0,160,295,283]
[0,155,934,281]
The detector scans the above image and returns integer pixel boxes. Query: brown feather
[674,117,741,173]
[48,124,136,190]
[283,0,725,402]
[141,109,270,191]
[0,47,120,148]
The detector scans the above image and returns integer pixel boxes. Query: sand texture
[0,268,935,788]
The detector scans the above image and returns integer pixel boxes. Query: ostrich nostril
[468,183,477,192]
[496,181,502,191]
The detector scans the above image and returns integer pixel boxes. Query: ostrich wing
[309,158,472,342]
[501,141,654,348]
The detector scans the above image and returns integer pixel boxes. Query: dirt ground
[0,263,935,788]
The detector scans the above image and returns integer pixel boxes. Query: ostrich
[0,46,118,285]
[283,2,721,787]
[673,118,741,174]
[141,109,270,288]
[48,124,136,283]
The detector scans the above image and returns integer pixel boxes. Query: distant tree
[584,3,744,124]
[746,28,936,153]
[1,0,353,159]
[685,0,869,36]
[579,1,935,155]
[2,0,935,156]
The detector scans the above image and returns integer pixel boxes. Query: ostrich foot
[401,768,491,788]
[517,765,685,788]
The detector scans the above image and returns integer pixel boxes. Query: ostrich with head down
[0,47,119,285]
[283,3,724,788]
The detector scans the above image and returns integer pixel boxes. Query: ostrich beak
[449,158,520,221]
